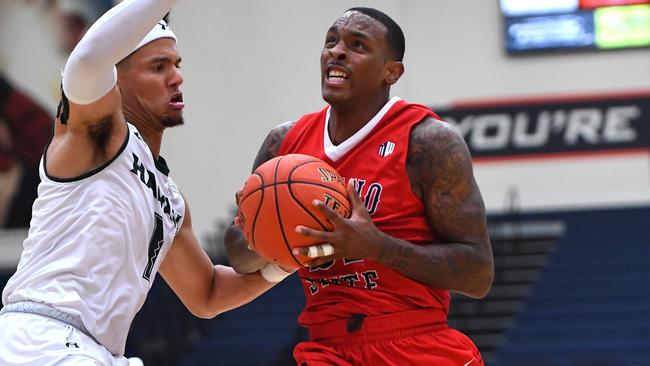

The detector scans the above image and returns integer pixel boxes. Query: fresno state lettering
[306,258,379,295]
[278,97,451,327]
[354,179,382,215]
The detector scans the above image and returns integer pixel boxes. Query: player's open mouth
[327,66,349,81]
[169,92,184,110]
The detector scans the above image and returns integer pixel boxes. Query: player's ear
[384,61,404,86]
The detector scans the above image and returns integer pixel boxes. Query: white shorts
[0,312,129,366]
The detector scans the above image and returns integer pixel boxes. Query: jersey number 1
[142,213,164,281]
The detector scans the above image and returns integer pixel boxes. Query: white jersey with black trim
[1,122,185,356]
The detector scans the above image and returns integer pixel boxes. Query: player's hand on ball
[234,189,243,227]
[293,179,383,263]
[296,243,337,268]
[235,189,243,206]
[238,154,349,268]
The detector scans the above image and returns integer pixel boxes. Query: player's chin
[322,89,348,105]
[161,114,184,127]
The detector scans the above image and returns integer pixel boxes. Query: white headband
[134,20,177,52]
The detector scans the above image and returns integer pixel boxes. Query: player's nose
[169,66,183,87]
[328,41,347,61]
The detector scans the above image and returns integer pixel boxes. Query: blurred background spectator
[0,0,111,228]
[0,74,50,228]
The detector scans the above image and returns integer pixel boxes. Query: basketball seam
[240,158,348,203]
[243,157,350,268]
[288,183,351,221]
[284,180,348,196]
[249,172,264,252]
[242,180,348,199]
[240,157,346,201]
[274,156,303,267]
[287,160,351,218]
[290,182,352,215]
[287,180,329,232]
[286,159,351,227]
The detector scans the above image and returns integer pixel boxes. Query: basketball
[237,154,351,269]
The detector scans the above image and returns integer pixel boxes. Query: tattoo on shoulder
[252,121,295,171]
[407,117,470,193]
[409,118,486,241]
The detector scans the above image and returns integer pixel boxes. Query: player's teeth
[329,70,347,79]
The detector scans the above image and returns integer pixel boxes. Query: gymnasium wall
[439,92,650,213]
[0,0,648,245]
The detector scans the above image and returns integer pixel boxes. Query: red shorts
[294,309,483,366]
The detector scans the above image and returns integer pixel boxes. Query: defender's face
[320,11,391,105]
[118,38,184,127]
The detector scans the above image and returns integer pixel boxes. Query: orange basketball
[237,154,351,269]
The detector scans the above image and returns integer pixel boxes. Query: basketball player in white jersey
[0,0,292,365]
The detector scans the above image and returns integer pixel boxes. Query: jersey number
[142,213,164,281]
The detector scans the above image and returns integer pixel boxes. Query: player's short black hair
[346,7,405,61]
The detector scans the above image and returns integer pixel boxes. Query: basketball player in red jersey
[225,7,493,366]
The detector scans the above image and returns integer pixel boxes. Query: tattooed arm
[378,117,493,297]
[224,121,295,274]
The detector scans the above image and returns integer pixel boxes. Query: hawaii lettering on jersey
[129,152,182,227]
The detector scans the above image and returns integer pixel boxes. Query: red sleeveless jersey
[278,98,451,327]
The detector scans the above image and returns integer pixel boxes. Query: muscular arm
[160,197,276,319]
[63,0,176,109]
[224,121,295,274]
[48,0,176,177]
[375,118,493,298]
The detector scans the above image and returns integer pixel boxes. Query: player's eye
[325,36,337,47]
[352,41,366,50]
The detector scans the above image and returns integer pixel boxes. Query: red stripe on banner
[453,90,650,109]
[472,147,650,164]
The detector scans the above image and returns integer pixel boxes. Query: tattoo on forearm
[380,243,414,271]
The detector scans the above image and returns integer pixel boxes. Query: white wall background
[1,0,649,244]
